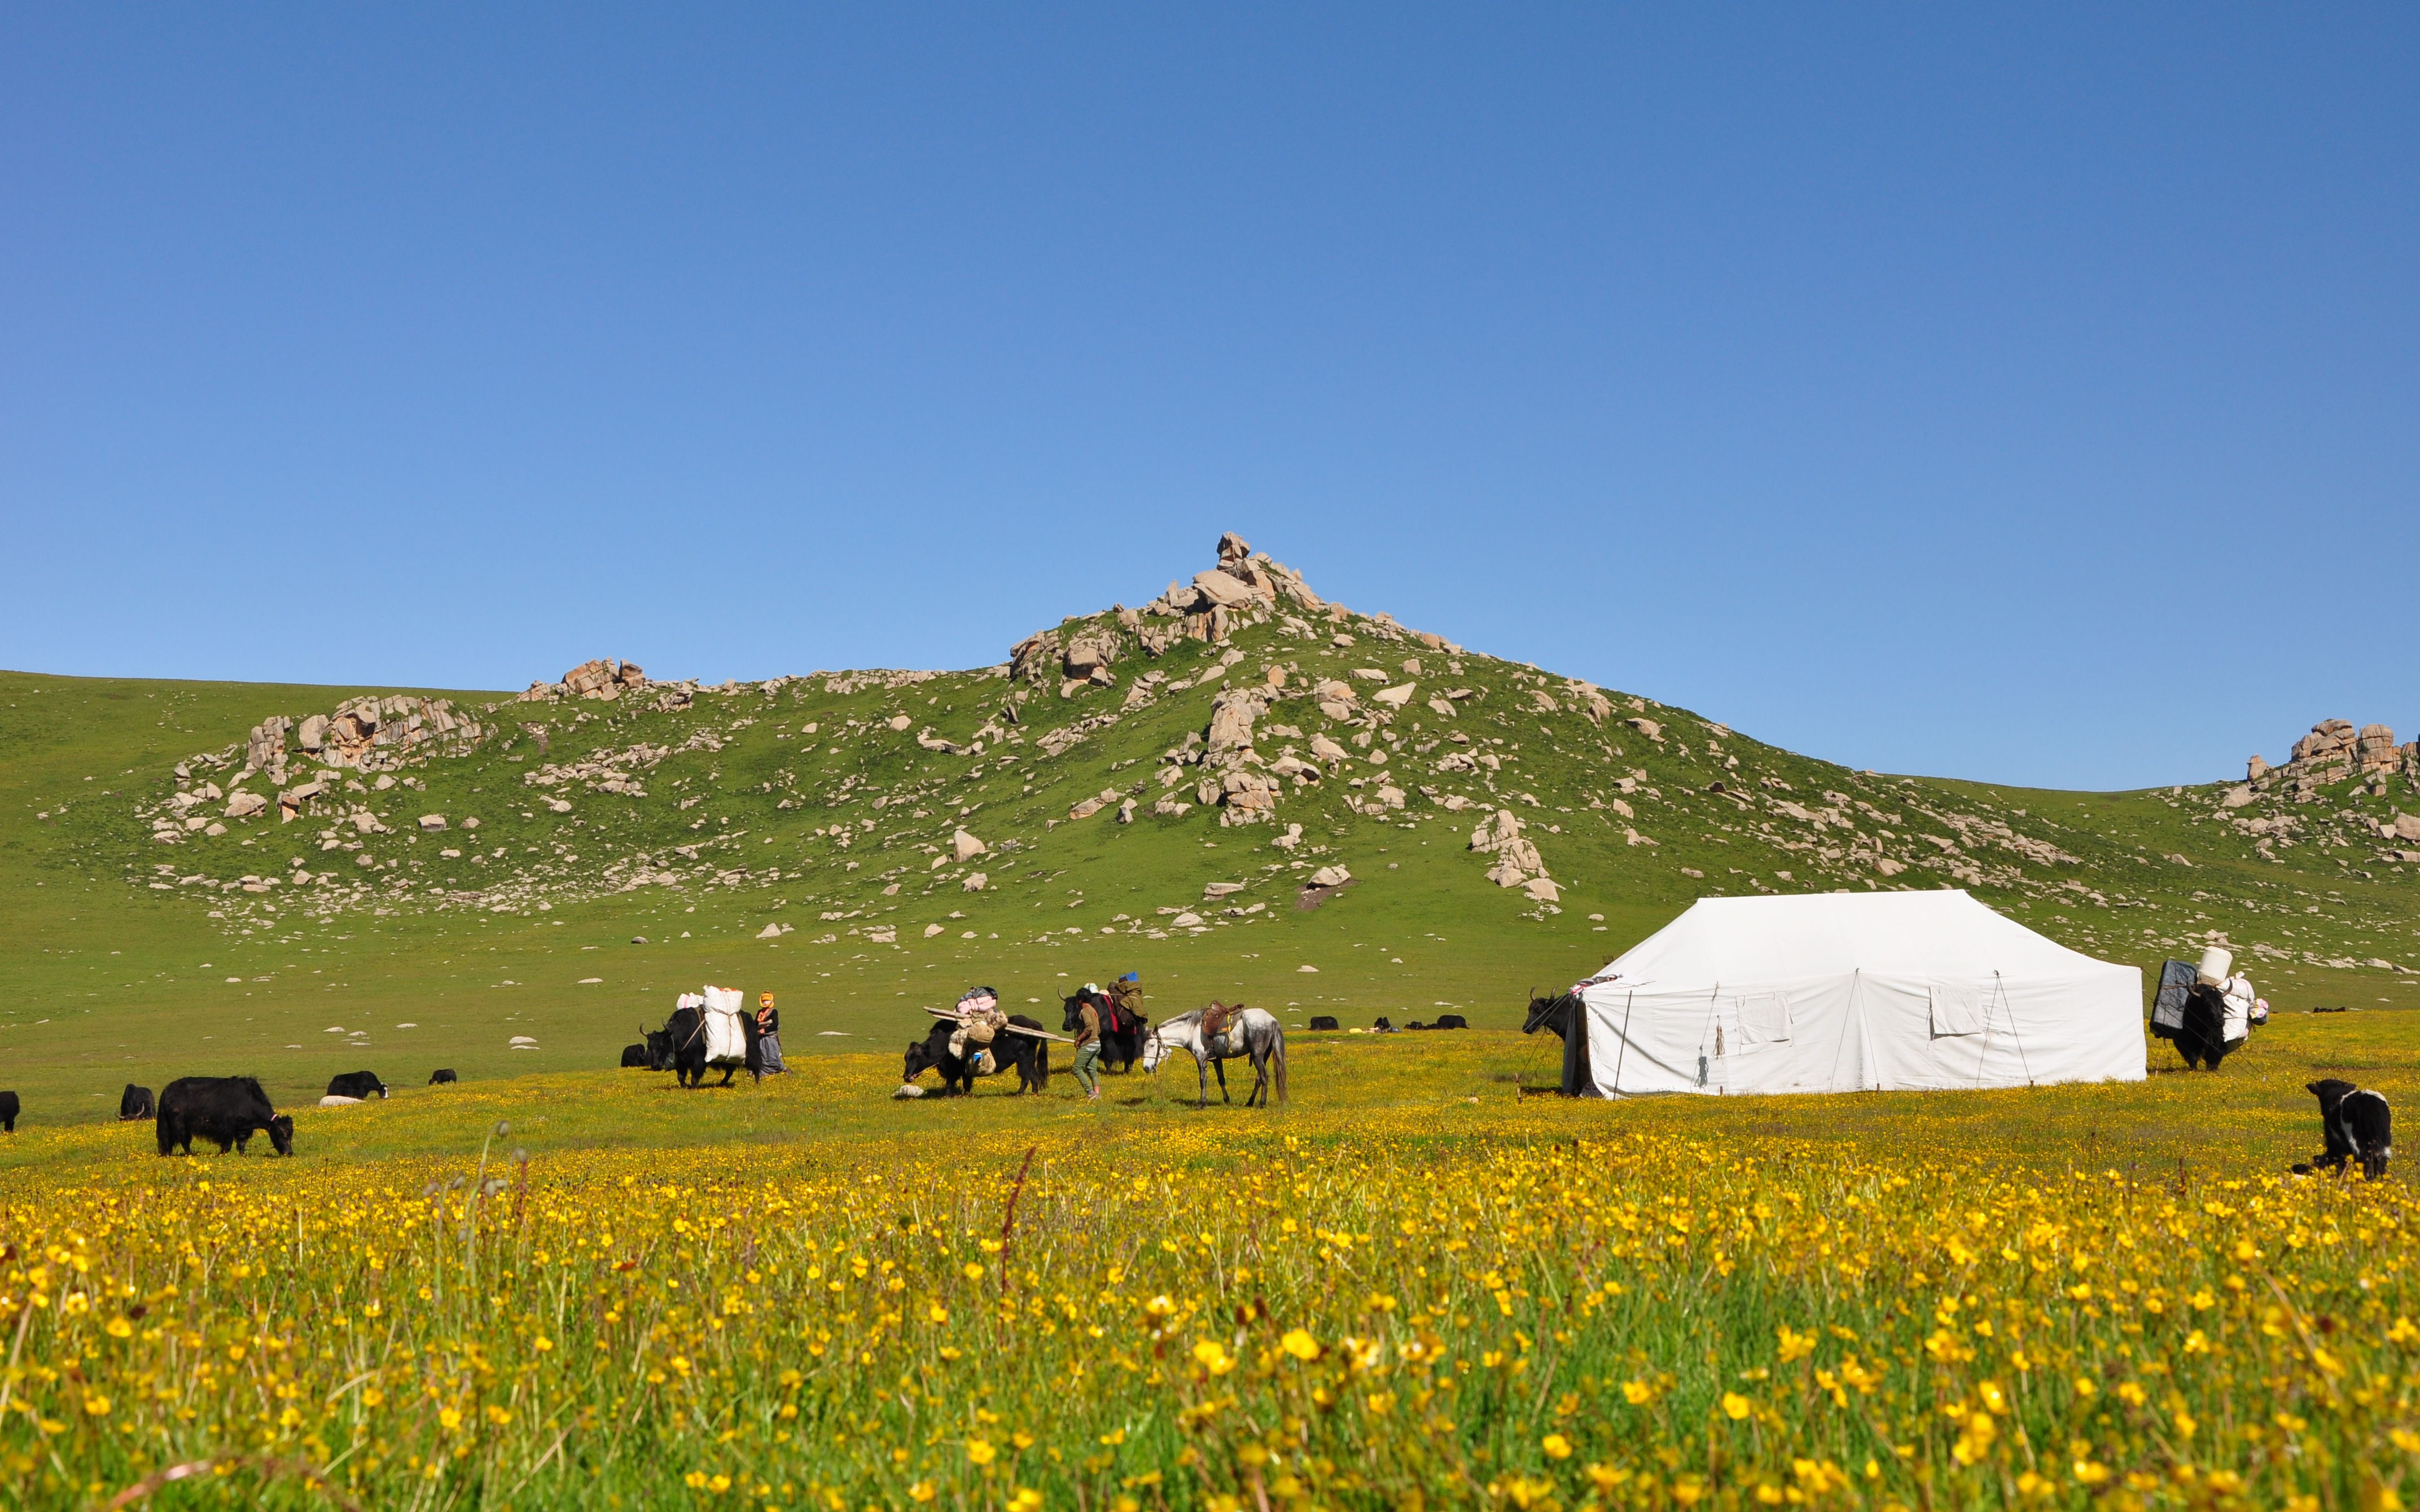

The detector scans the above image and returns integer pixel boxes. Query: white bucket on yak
[2196,946,2234,988]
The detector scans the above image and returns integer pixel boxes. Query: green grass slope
[4,539,2414,1120]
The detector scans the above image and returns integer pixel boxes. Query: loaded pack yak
[665,1000,762,1088]
[119,1084,156,1121]
[904,1015,1050,1096]
[326,1070,388,1100]
[0,1091,17,1133]
[1060,991,1148,1073]
[156,1076,294,1157]
[2295,1079,2393,1181]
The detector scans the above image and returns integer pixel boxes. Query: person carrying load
[949,986,1007,1074]
[1108,972,1144,1034]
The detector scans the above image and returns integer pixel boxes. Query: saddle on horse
[1200,1001,1244,1057]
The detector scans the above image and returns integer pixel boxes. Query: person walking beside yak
[1071,992,1104,1101]
[755,992,787,1075]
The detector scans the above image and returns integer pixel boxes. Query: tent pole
[1611,990,1635,1097]
[1997,971,2036,1087]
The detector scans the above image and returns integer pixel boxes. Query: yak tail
[1272,1028,1288,1105]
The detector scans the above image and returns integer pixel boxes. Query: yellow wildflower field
[0,1025,2412,1510]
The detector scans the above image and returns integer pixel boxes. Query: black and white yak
[2295,1079,2393,1181]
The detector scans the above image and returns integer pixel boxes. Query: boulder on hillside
[952,829,987,861]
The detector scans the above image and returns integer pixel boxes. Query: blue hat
[1121,972,1138,982]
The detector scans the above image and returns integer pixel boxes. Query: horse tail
[1271,1025,1288,1104]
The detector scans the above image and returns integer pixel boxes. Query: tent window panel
[1930,983,1986,1039]
[1735,992,1791,1043]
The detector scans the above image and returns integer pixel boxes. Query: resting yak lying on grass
[2294,1079,2392,1181]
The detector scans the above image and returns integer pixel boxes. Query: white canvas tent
[1578,890,2143,1096]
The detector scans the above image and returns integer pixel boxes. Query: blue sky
[4,6,2414,790]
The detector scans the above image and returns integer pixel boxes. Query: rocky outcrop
[1470,807,1550,891]
[519,658,650,702]
[2257,719,2418,799]
[302,695,485,771]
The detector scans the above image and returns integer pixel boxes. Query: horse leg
[1246,1048,1266,1108]
[1196,1056,1209,1110]
[1213,1057,1230,1105]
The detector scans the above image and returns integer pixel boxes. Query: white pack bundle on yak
[665,985,765,1088]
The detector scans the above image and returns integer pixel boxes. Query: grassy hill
[5,537,2416,1120]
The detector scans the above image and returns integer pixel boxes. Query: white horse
[1142,1004,1288,1109]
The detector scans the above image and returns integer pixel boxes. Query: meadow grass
[1,1014,2412,1511]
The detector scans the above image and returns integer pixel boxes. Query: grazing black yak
[2295,1079,2393,1180]
[903,1016,1050,1096]
[620,1043,653,1069]
[156,1077,293,1157]
[1432,1014,1468,1030]
[1308,1016,1340,1031]
[325,1070,388,1100]
[428,1068,458,1085]
[119,1084,156,1120]
[0,1091,17,1132]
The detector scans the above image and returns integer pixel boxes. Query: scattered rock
[952,829,987,860]
[1308,865,1351,888]
[418,815,447,832]
[962,872,988,891]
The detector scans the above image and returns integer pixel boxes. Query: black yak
[156,1077,293,1157]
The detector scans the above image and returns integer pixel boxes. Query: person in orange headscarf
[755,991,787,1075]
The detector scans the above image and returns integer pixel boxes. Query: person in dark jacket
[755,992,787,1074]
